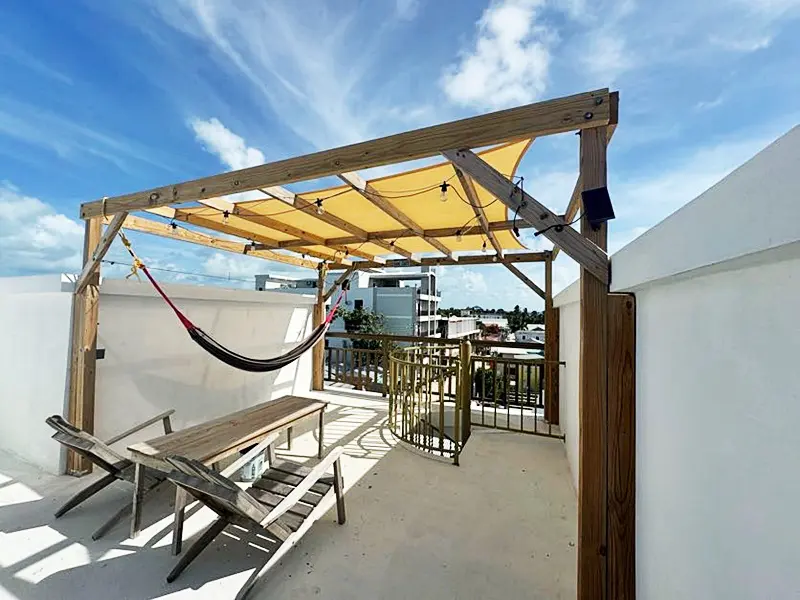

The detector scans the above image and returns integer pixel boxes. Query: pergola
[70,88,633,599]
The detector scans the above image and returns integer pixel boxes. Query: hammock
[118,233,345,373]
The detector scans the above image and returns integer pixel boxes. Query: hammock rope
[117,231,346,372]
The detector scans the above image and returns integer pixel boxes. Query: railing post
[459,340,472,451]
[312,262,328,391]
[381,338,390,397]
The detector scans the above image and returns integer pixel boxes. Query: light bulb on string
[482,240,487,253]
[439,181,449,203]
[315,198,324,215]
[222,210,230,224]
[456,230,463,242]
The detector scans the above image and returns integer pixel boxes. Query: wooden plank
[329,250,549,271]
[128,396,326,463]
[114,214,317,270]
[67,217,102,475]
[453,166,503,257]
[553,91,618,261]
[283,192,416,260]
[607,293,635,600]
[544,257,560,424]
[323,266,354,302]
[503,262,546,299]
[338,172,456,258]
[81,89,611,218]
[75,212,127,294]
[577,126,609,600]
[279,219,535,248]
[443,149,608,283]
[326,330,544,350]
[312,263,328,391]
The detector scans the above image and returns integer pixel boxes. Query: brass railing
[388,343,468,464]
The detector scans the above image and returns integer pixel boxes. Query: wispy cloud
[0,98,176,174]
[0,40,73,85]
[441,0,552,110]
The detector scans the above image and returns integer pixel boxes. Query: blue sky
[1,0,798,309]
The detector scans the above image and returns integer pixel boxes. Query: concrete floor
[0,389,576,600]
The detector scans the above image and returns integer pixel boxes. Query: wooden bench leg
[317,410,325,459]
[286,426,293,451]
[130,463,146,538]
[172,487,189,555]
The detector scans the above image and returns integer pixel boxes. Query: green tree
[335,306,387,349]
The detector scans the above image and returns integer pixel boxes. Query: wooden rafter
[258,187,417,261]
[193,198,380,263]
[329,250,549,271]
[75,211,128,293]
[81,89,611,219]
[503,262,545,299]
[111,214,318,270]
[278,219,535,248]
[453,167,503,257]
[323,266,355,302]
[443,149,609,284]
[338,172,456,259]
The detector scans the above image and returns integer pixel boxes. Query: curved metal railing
[388,344,467,464]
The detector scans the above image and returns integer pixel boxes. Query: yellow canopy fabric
[170,139,532,260]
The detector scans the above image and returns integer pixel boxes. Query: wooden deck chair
[45,411,175,539]
[164,447,346,600]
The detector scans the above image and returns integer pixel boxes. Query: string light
[222,210,230,224]
[492,254,498,262]
[315,198,324,215]
[456,230,463,242]
[439,181,449,203]
[482,240,487,253]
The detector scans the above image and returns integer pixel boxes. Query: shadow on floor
[0,403,392,600]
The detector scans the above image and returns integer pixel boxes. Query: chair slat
[260,469,333,494]
[247,488,314,518]
[251,478,325,505]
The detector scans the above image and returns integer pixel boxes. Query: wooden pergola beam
[162,209,345,265]
[278,219,533,249]
[553,91,618,262]
[81,89,610,219]
[323,266,355,302]
[503,262,545,299]
[260,188,417,261]
[443,149,608,284]
[338,172,456,259]
[312,263,328,391]
[113,214,318,269]
[453,166,504,258]
[329,250,549,271]
[74,211,128,293]
[577,126,609,599]
[195,197,379,263]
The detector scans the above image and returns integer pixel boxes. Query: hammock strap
[118,231,195,330]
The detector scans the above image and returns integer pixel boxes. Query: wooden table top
[128,395,326,466]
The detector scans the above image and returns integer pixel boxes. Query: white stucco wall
[0,276,316,474]
[554,282,580,492]
[94,279,315,448]
[0,275,73,473]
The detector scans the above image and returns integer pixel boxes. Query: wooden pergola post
[66,217,102,475]
[577,126,609,599]
[311,262,328,391]
[544,255,559,424]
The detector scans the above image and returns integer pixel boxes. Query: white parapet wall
[554,125,800,599]
[0,276,316,474]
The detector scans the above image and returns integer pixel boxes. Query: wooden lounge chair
[164,447,346,600]
[45,410,175,539]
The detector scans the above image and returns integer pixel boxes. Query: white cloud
[0,184,83,275]
[190,117,265,170]
[203,252,267,282]
[440,0,552,110]
[709,35,772,52]
[395,0,420,20]
[580,30,633,86]
[694,95,725,111]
